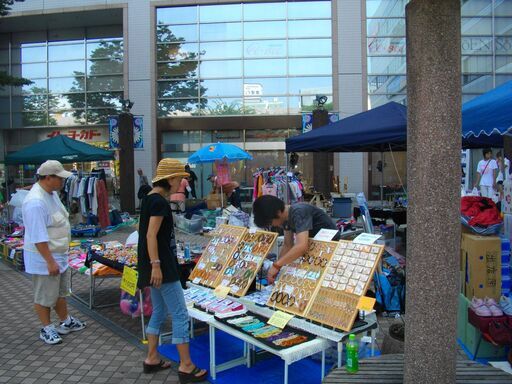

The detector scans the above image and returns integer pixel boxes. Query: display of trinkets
[267,240,337,316]
[188,224,246,288]
[307,241,384,331]
[217,230,277,296]
[93,245,138,267]
[219,312,314,350]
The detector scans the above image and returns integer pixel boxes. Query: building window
[3,26,123,129]
[156,1,333,117]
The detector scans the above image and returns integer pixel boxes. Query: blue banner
[302,112,339,133]
[108,115,144,149]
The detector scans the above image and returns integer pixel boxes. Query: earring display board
[307,241,384,331]
[267,240,338,317]
[217,230,278,297]
[189,224,246,288]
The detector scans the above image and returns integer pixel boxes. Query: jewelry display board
[217,230,278,297]
[307,241,384,331]
[267,240,338,316]
[188,225,246,288]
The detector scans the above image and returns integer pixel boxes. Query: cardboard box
[206,193,223,210]
[503,180,512,214]
[461,233,501,300]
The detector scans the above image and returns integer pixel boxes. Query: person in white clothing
[474,148,498,198]
[22,160,86,345]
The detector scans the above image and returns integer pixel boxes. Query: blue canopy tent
[285,101,407,153]
[461,79,512,149]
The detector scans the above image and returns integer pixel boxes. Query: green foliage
[0,1,32,87]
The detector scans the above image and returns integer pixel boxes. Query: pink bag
[120,287,152,318]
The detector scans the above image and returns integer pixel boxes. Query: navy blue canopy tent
[286,80,512,153]
[285,102,407,153]
[461,80,512,149]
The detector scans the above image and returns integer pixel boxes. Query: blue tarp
[285,102,407,153]
[462,79,512,149]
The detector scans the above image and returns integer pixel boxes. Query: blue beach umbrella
[188,143,252,206]
[188,142,253,164]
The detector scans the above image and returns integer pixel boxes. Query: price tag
[9,249,15,259]
[314,229,339,242]
[357,296,376,311]
[353,233,381,245]
[267,310,294,329]
[214,285,231,298]
[120,266,138,296]
[192,277,202,284]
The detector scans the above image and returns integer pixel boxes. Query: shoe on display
[470,297,492,317]
[56,316,86,335]
[40,326,62,345]
[484,297,504,317]
[499,295,512,316]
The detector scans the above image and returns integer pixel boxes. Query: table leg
[284,361,289,384]
[209,324,216,380]
[139,289,147,343]
[89,269,94,309]
[473,333,482,361]
[321,349,325,379]
[371,329,376,356]
[337,341,343,368]
[245,342,251,368]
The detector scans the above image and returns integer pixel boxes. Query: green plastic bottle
[346,334,359,373]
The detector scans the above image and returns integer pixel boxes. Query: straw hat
[152,158,189,183]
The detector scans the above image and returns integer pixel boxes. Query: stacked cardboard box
[461,233,501,300]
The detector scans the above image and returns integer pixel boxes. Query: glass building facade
[367,0,512,108]
[156,1,333,117]
[156,1,332,197]
[0,26,123,129]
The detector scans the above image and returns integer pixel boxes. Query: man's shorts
[32,268,70,307]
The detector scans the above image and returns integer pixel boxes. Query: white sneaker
[40,325,62,345]
[56,316,86,335]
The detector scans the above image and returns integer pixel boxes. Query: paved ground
[1,225,406,383]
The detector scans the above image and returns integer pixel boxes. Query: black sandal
[143,359,172,374]
[178,366,208,384]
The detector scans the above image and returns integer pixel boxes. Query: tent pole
[285,152,289,204]
[380,151,384,208]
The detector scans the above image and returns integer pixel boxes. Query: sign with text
[353,233,382,245]
[357,296,376,312]
[120,266,138,296]
[267,311,294,329]
[314,229,339,242]
[40,128,108,143]
[213,285,231,299]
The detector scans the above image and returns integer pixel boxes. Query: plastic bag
[120,287,152,318]
[125,231,139,247]
[9,189,29,207]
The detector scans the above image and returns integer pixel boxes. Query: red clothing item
[461,196,502,227]
[96,180,111,228]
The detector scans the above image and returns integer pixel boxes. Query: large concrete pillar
[404,1,461,383]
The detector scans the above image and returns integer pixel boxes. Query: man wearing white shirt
[474,148,498,198]
[22,160,86,345]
